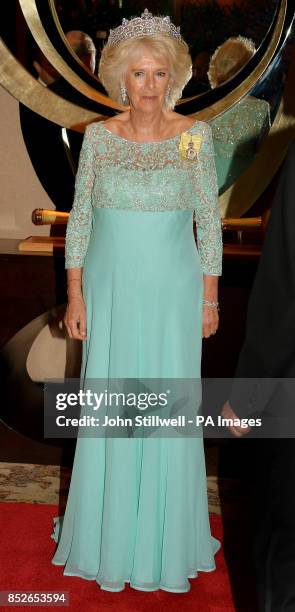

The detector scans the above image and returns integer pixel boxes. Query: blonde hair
[208,36,256,89]
[98,33,192,110]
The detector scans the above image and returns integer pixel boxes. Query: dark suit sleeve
[229,377,277,419]
[228,141,295,418]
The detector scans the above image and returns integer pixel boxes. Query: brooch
[179,132,203,161]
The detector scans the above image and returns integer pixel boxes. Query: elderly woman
[51,8,223,593]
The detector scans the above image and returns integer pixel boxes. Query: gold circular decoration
[19,0,123,109]
[188,0,287,119]
[19,0,286,119]
[0,39,102,130]
[219,48,295,218]
[0,0,294,218]
[2,0,287,125]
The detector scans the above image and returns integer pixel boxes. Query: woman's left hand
[202,305,219,338]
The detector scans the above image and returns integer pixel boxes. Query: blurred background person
[19,30,97,216]
[32,50,60,86]
[182,51,211,97]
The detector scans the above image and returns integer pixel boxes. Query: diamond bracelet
[202,299,219,310]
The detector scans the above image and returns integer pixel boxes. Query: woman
[51,8,223,593]
[208,36,271,194]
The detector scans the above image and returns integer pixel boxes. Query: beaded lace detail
[65,119,223,275]
[210,97,271,158]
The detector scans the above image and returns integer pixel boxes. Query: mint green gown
[50,119,223,593]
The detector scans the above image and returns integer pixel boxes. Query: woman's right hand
[64,296,87,340]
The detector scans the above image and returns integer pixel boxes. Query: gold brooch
[179,133,202,161]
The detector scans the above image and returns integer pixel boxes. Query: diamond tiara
[107,8,186,48]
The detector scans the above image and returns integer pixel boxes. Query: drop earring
[120,84,128,104]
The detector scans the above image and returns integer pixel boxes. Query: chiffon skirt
[51,208,221,592]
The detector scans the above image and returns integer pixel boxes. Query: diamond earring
[164,85,171,106]
[120,84,128,104]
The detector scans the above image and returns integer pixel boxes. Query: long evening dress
[50,118,223,593]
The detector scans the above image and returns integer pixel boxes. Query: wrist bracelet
[202,299,219,309]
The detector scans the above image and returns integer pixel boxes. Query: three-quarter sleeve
[194,123,223,276]
[65,124,95,269]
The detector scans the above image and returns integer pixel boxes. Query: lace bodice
[210,97,271,158]
[65,119,223,275]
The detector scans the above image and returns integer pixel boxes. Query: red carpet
[0,503,235,611]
